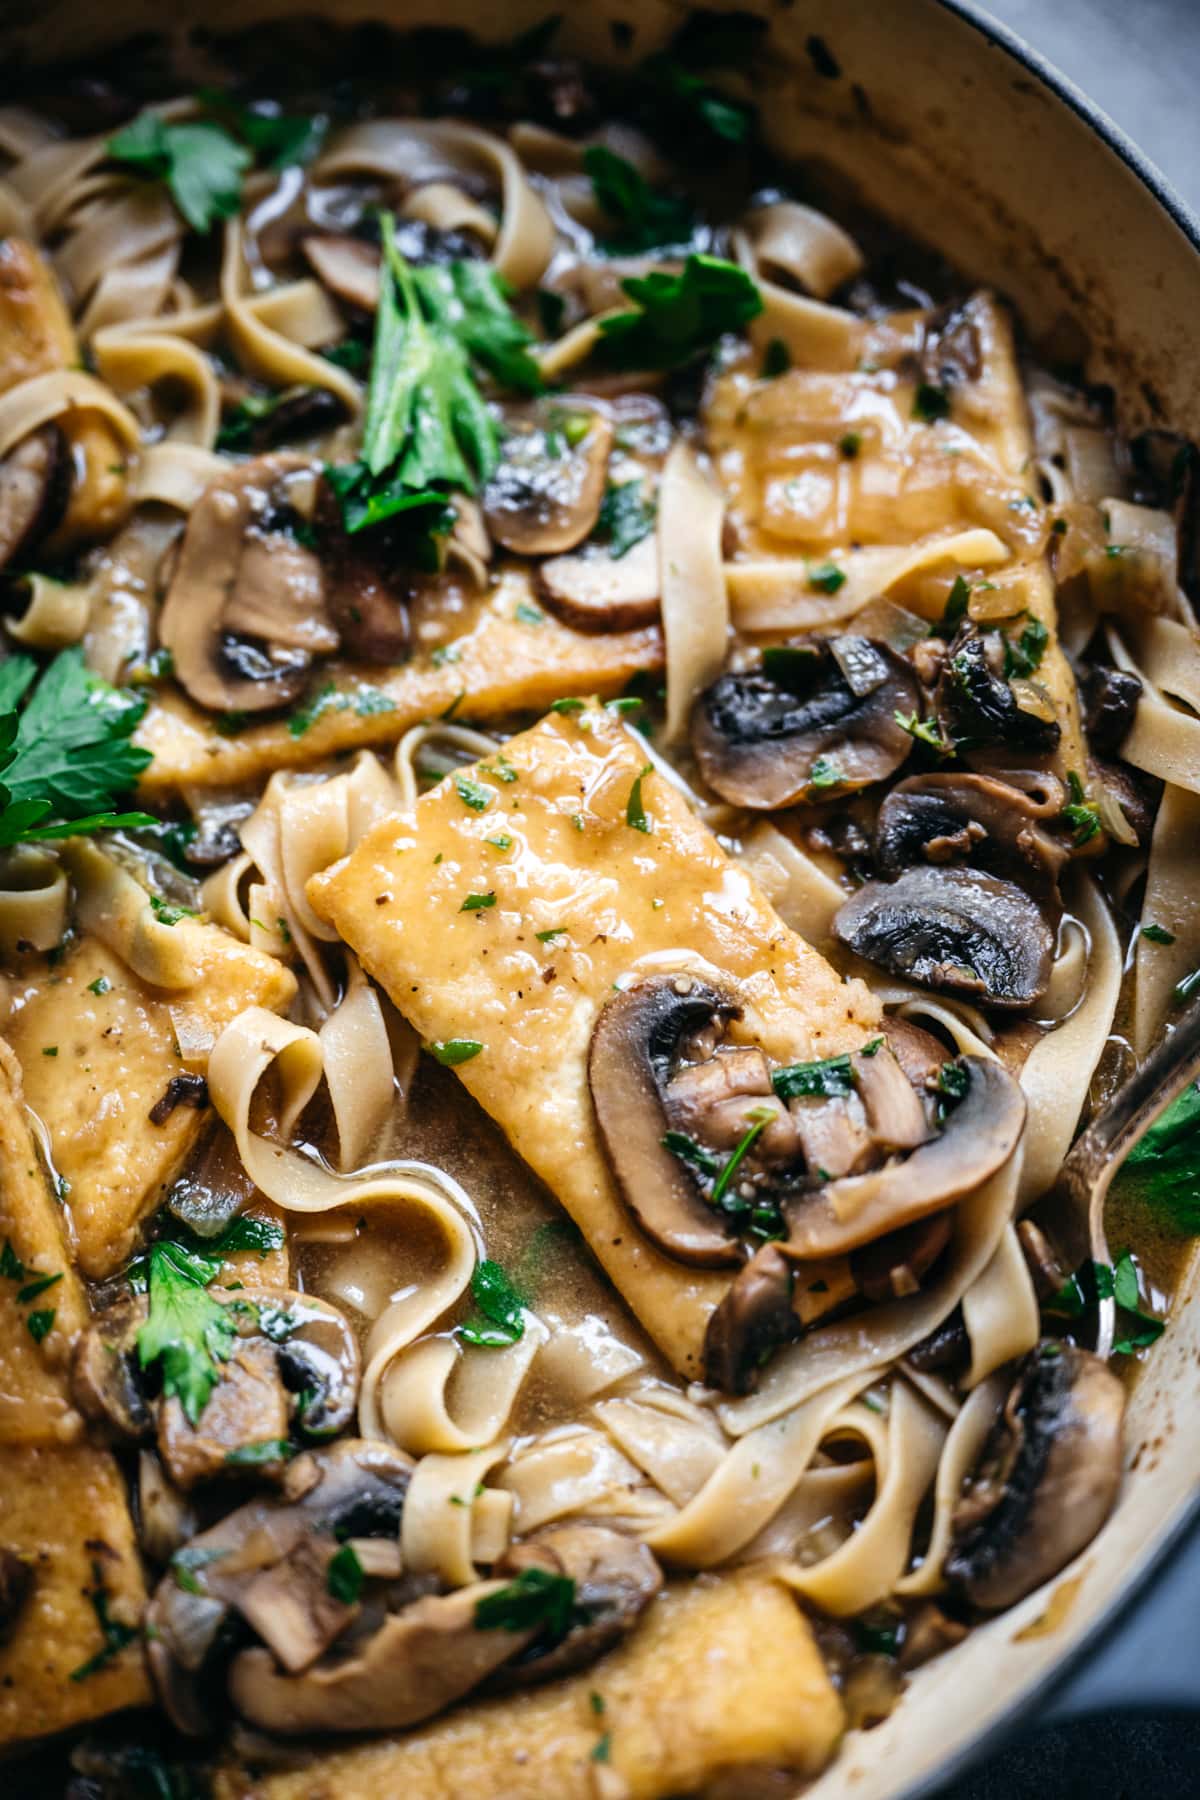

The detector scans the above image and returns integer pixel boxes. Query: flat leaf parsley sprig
[0,648,155,848]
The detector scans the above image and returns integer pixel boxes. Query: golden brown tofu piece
[0,1443,150,1745]
[0,237,131,547]
[216,1568,843,1800]
[7,930,296,1278]
[136,571,662,795]
[0,1040,87,1447]
[308,706,879,1378]
[0,238,76,392]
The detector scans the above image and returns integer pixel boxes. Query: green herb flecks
[1115,1078,1200,1236]
[474,1566,577,1637]
[710,1104,777,1210]
[597,255,762,372]
[136,1240,237,1426]
[460,891,497,912]
[808,756,843,790]
[1062,771,1102,847]
[1141,924,1176,946]
[430,1038,483,1066]
[224,1438,293,1468]
[894,710,951,755]
[69,1559,140,1682]
[584,146,695,254]
[1003,616,1049,679]
[108,113,250,233]
[458,1258,526,1348]
[454,773,492,812]
[595,479,657,558]
[913,382,951,423]
[326,1542,365,1605]
[0,648,155,848]
[807,561,846,595]
[772,1052,854,1101]
[625,763,654,833]
[662,1130,722,1177]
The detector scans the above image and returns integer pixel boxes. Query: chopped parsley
[625,764,654,833]
[584,145,695,254]
[460,891,497,912]
[326,1542,365,1604]
[69,1559,140,1682]
[26,1308,55,1343]
[458,1258,526,1348]
[1062,771,1102,846]
[839,431,861,458]
[136,1240,237,1425]
[87,975,112,996]
[0,648,155,848]
[937,1061,969,1102]
[430,1039,483,1066]
[17,1270,61,1303]
[772,1052,854,1101]
[454,774,492,812]
[807,560,846,595]
[710,1104,777,1209]
[912,382,951,422]
[597,254,762,371]
[486,833,513,850]
[474,1567,576,1637]
[1003,616,1049,679]
[1141,924,1177,945]
[894,710,951,754]
[762,337,791,379]
[108,113,251,234]
[224,1438,293,1468]
[515,600,545,625]
[0,1239,24,1279]
[662,1130,722,1177]
[808,756,843,790]
[1050,1250,1165,1353]
[595,479,657,558]
[938,574,971,634]
[535,927,565,943]
[148,895,197,928]
[1116,1079,1200,1235]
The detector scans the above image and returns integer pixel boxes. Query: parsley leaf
[430,1038,483,1066]
[1141,924,1177,946]
[69,1560,139,1682]
[597,254,762,371]
[1062,771,1102,846]
[327,1542,364,1604]
[913,381,951,423]
[136,1240,236,1426]
[224,1438,293,1468]
[1117,1079,1200,1235]
[772,1052,854,1101]
[108,114,251,234]
[460,890,497,912]
[625,763,654,833]
[474,1567,576,1636]
[459,1258,526,1348]
[0,649,155,847]
[584,146,695,254]
[413,259,543,396]
[808,756,844,790]
[1003,616,1049,679]
[454,773,492,812]
[662,1129,721,1176]
[595,480,656,558]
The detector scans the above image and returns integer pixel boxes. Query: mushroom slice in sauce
[483,409,613,555]
[229,1522,660,1735]
[780,1055,1025,1260]
[0,424,68,573]
[158,454,339,713]
[874,771,1069,897]
[944,1341,1125,1611]
[936,629,1061,753]
[690,637,921,810]
[311,473,413,664]
[588,975,747,1268]
[147,1439,413,1735]
[703,1243,799,1394]
[70,1293,154,1442]
[833,864,1056,1008]
[301,233,381,313]
[537,529,660,631]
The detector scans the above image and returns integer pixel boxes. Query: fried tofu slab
[308,706,879,1377]
[0,1042,149,1746]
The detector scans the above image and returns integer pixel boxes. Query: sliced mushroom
[944,1341,1125,1611]
[70,1293,154,1442]
[229,1522,660,1735]
[147,1438,413,1736]
[0,424,68,574]
[491,1524,662,1688]
[301,234,381,313]
[852,1043,932,1151]
[137,1449,198,1566]
[588,976,745,1268]
[703,1243,799,1394]
[537,530,659,632]
[920,300,982,390]
[898,1600,968,1670]
[312,473,412,664]
[1082,664,1142,755]
[0,1548,31,1642]
[230,386,349,454]
[936,631,1061,753]
[691,637,921,809]
[833,865,1056,1008]
[906,1307,969,1375]
[274,1292,360,1438]
[875,772,1069,898]
[779,1055,1025,1259]
[158,454,339,713]
[851,1208,954,1301]
[483,410,613,555]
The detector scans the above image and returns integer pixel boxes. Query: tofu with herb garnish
[307,703,879,1379]
[216,1565,844,1800]
[135,567,661,794]
[0,1040,150,1745]
[6,931,295,1279]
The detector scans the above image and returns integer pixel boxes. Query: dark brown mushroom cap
[302,234,381,313]
[537,530,660,632]
[272,1291,361,1438]
[312,473,411,664]
[483,411,613,556]
[490,1524,662,1688]
[944,1341,1125,1611]
[70,1293,153,1442]
[588,975,745,1268]
[1082,664,1142,756]
[851,1207,954,1302]
[832,864,1056,1009]
[875,772,1069,898]
[0,424,69,576]
[936,631,1061,754]
[779,1055,1025,1259]
[703,1242,799,1394]
[690,637,921,810]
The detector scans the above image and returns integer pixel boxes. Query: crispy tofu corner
[307,705,879,1377]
